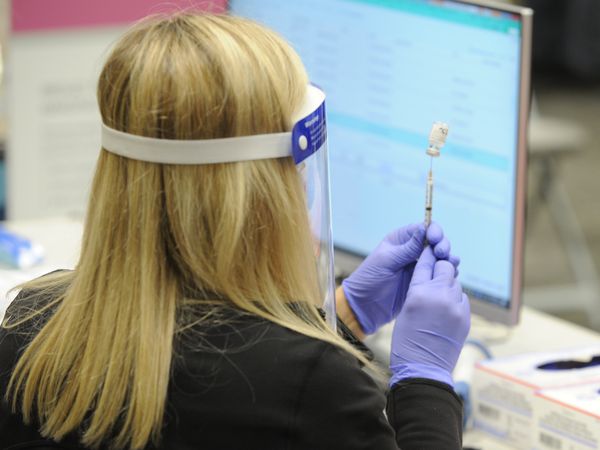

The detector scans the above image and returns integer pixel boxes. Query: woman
[0,13,470,450]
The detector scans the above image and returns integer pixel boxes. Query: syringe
[424,122,449,226]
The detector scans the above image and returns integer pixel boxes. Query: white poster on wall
[7,0,225,220]
[8,28,119,219]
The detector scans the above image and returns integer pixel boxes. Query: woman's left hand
[341,222,459,335]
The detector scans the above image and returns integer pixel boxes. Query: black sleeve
[386,378,463,449]
[293,344,399,450]
[294,342,463,450]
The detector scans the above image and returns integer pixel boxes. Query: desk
[457,310,600,449]
[2,217,600,449]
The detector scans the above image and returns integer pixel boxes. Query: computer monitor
[229,0,532,326]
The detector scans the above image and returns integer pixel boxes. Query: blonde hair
[3,13,371,450]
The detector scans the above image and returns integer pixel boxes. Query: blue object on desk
[0,227,44,269]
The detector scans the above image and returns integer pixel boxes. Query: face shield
[101,84,337,330]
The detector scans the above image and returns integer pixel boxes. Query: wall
[6,0,226,220]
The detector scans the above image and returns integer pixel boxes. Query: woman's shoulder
[174,304,373,397]
[0,273,68,395]
[2,270,70,330]
[177,304,362,363]
[171,306,379,415]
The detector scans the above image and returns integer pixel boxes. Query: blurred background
[0,0,7,219]
[519,0,600,330]
[0,0,599,330]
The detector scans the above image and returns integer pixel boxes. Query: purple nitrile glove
[342,222,459,335]
[389,246,471,388]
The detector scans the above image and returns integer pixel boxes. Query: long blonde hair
[3,13,371,449]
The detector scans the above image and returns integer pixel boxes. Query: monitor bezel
[456,0,533,326]
[227,0,533,326]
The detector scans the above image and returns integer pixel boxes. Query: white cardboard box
[533,381,600,450]
[472,346,600,449]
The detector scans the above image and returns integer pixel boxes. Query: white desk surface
[2,217,600,449]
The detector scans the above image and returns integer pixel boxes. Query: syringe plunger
[426,121,449,157]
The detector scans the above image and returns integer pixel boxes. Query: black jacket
[0,290,462,450]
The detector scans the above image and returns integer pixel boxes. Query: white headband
[100,84,325,165]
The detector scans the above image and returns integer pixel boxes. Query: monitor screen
[229,0,530,324]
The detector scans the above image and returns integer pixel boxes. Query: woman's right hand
[341,222,458,336]
[389,246,470,388]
